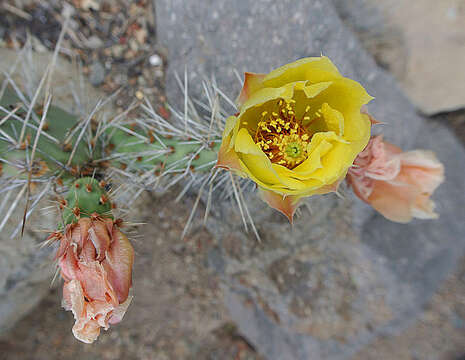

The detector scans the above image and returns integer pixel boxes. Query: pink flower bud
[347,135,444,223]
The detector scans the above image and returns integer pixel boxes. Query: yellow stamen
[254,97,313,169]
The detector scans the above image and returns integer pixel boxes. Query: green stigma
[285,142,303,158]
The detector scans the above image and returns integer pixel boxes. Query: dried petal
[348,135,444,222]
[55,215,134,343]
[259,188,301,223]
[102,228,134,303]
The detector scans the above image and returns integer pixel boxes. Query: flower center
[285,140,304,158]
[254,99,312,169]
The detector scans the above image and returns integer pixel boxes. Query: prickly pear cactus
[0,42,237,341]
[5,36,242,344]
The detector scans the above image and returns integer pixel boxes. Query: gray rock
[156,0,465,359]
[84,35,104,49]
[0,237,55,335]
[89,61,105,86]
[332,0,465,115]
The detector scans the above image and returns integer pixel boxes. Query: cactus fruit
[61,177,113,226]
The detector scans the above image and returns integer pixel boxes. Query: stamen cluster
[254,99,312,169]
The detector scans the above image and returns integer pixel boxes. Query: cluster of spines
[1,91,223,209]
[103,126,220,176]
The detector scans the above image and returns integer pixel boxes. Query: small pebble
[80,0,100,11]
[149,54,163,67]
[89,61,105,86]
[135,90,144,100]
[85,35,103,49]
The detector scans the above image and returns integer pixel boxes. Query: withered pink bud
[55,214,134,343]
[347,135,444,223]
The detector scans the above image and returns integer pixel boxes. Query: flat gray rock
[157,0,465,359]
[332,0,465,115]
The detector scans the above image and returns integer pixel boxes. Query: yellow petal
[234,127,263,155]
[320,103,344,136]
[234,128,307,191]
[223,115,238,140]
[292,132,339,178]
[262,56,342,88]
[270,132,349,189]
[310,144,347,180]
[302,81,333,98]
[234,128,280,184]
[239,81,305,118]
[223,115,241,152]
[308,78,373,141]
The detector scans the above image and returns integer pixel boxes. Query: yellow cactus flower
[216,57,373,221]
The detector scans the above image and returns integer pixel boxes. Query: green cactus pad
[0,87,97,179]
[107,127,220,173]
[1,87,220,181]
[62,177,113,225]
